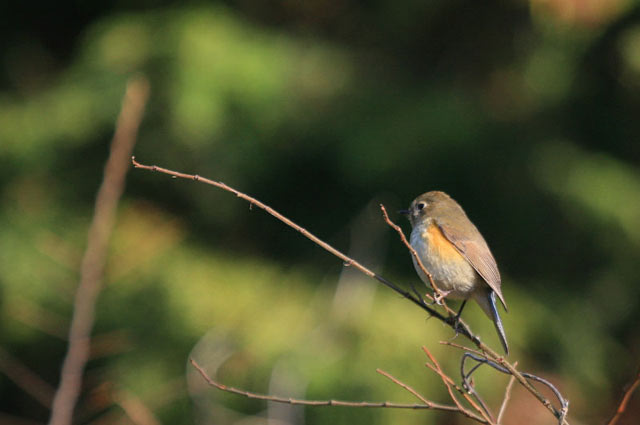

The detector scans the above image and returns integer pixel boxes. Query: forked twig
[190,358,432,410]
[445,340,568,424]
[460,352,569,424]
[375,368,459,412]
[422,346,492,424]
[375,369,431,405]
[460,354,494,419]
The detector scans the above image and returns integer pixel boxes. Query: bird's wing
[437,222,507,310]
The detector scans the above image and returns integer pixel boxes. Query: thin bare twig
[190,358,431,410]
[132,159,570,424]
[379,205,448,305]
[48,76,149,425]
[375,368,458,412]
[440,341,486,358]
[486,349,568,424]
[460,352,569,423]
[431,349,495,423]
[496,362,517,424]
[422,346,493,424]
[606,370,640,425]
[460,353,494,419]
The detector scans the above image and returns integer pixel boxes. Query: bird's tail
[475,290,509,355]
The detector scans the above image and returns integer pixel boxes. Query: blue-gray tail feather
[488,291,509,354]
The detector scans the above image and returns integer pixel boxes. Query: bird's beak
[398,209,410,215]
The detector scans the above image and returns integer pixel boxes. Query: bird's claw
[432,289,452,305]
[445,313,462,335]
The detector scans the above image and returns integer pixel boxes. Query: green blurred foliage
[1,1,640,424]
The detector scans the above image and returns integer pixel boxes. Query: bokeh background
[1,0,640,424]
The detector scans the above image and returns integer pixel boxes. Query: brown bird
[400,191,509,354]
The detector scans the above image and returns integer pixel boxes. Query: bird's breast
[409,223,478,297]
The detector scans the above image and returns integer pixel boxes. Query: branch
[423,346,493,424]
[131,157,454,326]
[459,352,569,424]
[131,159,570,424]
[440,341,486,358]
[375,368,457,411]
[379,205,448,305]
[460,353,494,419]
[606,369,640,425]
[48,76,149,425]
[190,359,433,410]
[496,364,517,424]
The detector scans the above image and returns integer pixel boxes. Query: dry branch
[374,368,460,412]
[48,76,149,425]
[132,158,570,424]
[190,358,433,410]
[497,362,517,424]
[423,346,492,424]
[379,205,449,305]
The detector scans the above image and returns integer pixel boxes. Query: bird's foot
[432,289,452,305]
[445,313,463,335]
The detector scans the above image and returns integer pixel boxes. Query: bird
[399,191,509,354]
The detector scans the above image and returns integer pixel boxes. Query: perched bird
[400,191,509,354]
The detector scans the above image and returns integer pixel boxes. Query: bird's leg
[447,300,467,335]
[456,300,467,321]
[431,289,452,305]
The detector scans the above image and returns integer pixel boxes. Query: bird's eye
[417,202,426,210]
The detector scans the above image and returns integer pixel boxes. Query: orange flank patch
[424,224,465,262]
